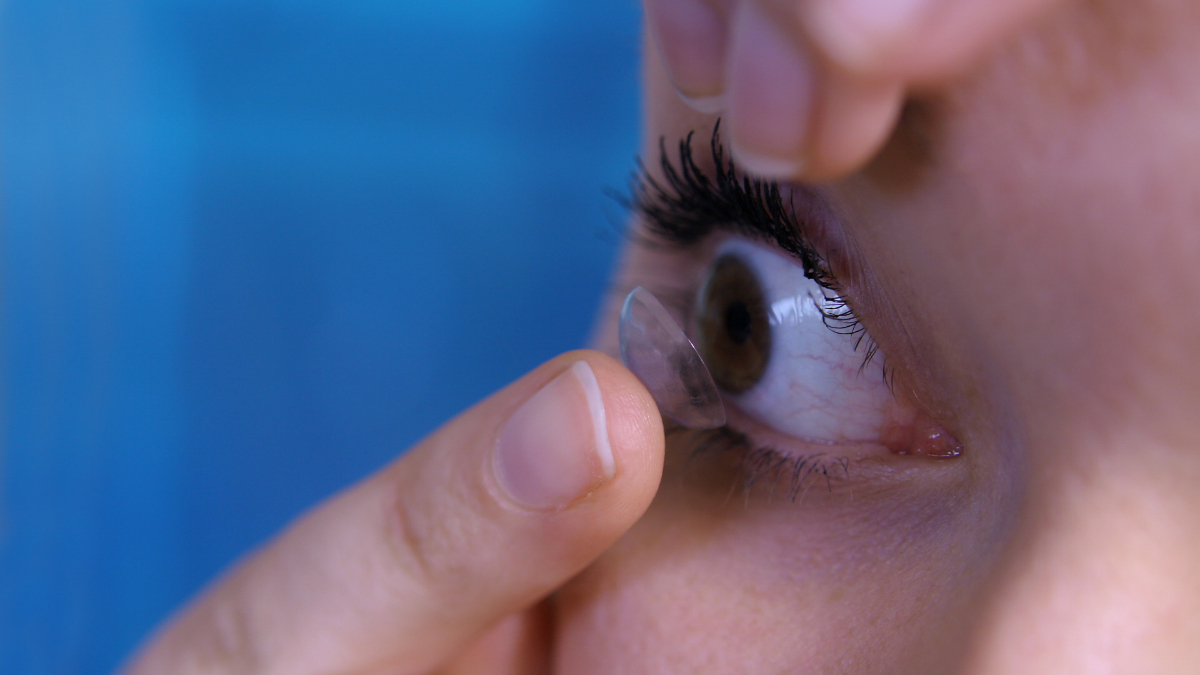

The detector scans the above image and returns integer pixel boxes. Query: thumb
[122,350,664,675]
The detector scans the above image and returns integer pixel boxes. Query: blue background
[0,0,641,672]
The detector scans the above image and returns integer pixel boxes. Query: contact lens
[619,286,727,430]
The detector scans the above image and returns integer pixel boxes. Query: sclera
[714,239,897,443]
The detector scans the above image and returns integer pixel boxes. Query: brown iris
[695,253,771,394]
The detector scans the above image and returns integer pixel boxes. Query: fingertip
[484,349,664,519]
[802,0,921,75]
[804,76,906,181]
[678,90,727,115]
[729,141,808,180]
[726,0,816,177]
[564,350,666,509]
[490,350,664,577]
[645,0,729,111]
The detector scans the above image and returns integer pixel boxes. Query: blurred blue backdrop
[0,0,641,671]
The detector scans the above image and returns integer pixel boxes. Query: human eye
[623,124,961,495]
[696,238,901,444]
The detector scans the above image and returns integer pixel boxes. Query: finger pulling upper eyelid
[645,0,730,105]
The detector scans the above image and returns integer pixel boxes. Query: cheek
[552,453,1007,674]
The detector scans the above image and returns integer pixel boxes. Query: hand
[644,0,1067,180]
[121,352,664,675]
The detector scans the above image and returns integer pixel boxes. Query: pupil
[724,301,753,345]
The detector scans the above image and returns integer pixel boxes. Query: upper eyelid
[625,120,836,292]
[623,122,884,373]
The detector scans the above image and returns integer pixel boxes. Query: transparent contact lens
[619,286,727,430]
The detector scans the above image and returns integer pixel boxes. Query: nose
[961,446,1200,674]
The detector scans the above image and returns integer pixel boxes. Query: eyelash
[668,426,855,504]
[619,121,883,499]
[624,121,881,368]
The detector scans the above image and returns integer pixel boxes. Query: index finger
[121,351,664,675]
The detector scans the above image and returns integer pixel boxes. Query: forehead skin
[563,0,1200,672]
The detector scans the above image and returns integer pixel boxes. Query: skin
[556,0,1200,672]
[644,0,1069,177]
[122,351,666,675]
[122,0,1200,673]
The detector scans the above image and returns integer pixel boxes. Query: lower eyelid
[725,391,962,457]
[668,415,966,511]
[687,395,960,496]
[666,425,915,507]
[666,425,857,503]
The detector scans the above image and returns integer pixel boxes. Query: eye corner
[879,409,965,459]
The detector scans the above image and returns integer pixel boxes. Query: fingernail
[729,143,806,178]
[677,91,726,115]
[645,0,728,111]
[805,0,930,71]
[494,361,615,510]
[726,1,814,179]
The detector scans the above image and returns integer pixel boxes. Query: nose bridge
[961,446,1200,674]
